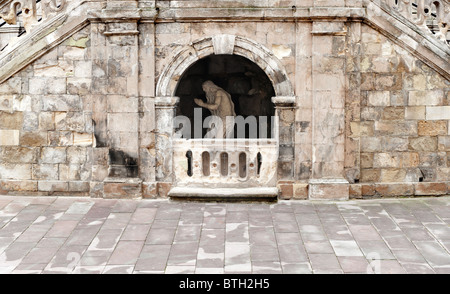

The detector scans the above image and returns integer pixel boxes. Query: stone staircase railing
[0,0,66,33]
[372,0,449,45]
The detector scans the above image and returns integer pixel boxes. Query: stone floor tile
[330,240,364,257]
[195,267,224,274]
[174,225,202,243]
[413,241,450,267]
[357,240,395,260]
[250,244,279,262]
[424,223,450,241]
[225,223,249,244]
[66,201,94,215]
[200,229,225,247]
[129,208,157,224]
[338,256,371,273]
[45,220,79,238]
[401,263,435,274]
[392,249,427,264]
[308,253,341,271]
[298,224,328,242]
[121,224,151,241]
[252,261,282,274]
[20,246,60,264]
[72,266,105,274]
[168,242,199,266]
[278,244,308,263]
[275,232,302,245]
[135,244,171,272]
[281,262,312,274]
[165,265,196,274]
[401,227,435,241]
[203,216,226,229]
[107,240,144,265]
[197,245,224,268]
[226,211,248,223]
[304,241,334,254]
[88,228,122,251]
[225,243,251,269]
[249,227,277,246]
[102,265,134,274]
[375,260,407,274]
[348,225,382,241]
[145,227,176,245]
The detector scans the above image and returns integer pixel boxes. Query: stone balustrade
[172,139,279,188]
[375,0,449,44]
[0,0,66,33]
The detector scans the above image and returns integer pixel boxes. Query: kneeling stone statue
[194,80,236,138]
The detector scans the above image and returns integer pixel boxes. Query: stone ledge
[103,177,142,199]
[309,178,350,201]
[168,186,278,201]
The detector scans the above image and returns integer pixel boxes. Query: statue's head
[202,80,216,92]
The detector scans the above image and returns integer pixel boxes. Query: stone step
[168,187,278,201]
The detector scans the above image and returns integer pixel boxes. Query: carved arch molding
[156,34,295,98]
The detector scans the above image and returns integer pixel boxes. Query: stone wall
[346,25,450,199]
[0,0,448,199]
[0,26,94,196]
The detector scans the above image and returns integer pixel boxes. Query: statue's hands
[194,98,203,106]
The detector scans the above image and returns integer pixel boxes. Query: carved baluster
[41,0,65,20]
[434,1,449,43]
[0,0,37,33]
[21,0,37,32]
[414,0,429,29]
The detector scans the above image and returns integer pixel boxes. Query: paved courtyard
[0,195,449,274]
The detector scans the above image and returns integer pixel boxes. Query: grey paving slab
[0,196,448,274]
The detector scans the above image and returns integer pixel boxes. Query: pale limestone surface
[0,0,448,200]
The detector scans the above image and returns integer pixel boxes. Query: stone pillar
[272,96,296,198]
[309,21,349,200]
[155,97,179,193]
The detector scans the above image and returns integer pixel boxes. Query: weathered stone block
[68,181,90,192]
[0,163,32,180]
[380,168,406,182]
[308,178,349,200]
[0,146,38,163]
[367,91,390,106]
[360,169,380,182]
[426,106,450,120]
[39,112,55,131]
[408,90,444,106]
[277,181,294,200]
[157,182,172,198]
[373,153,400,168]
[142,182,157,199]
[349,184,362,199]
[293,183,308,199]
[38,181,69,192]
[32,164,59,180]
[405,106,425,120]
[375,183,414,196]
[375,121,417,136]
[418,121,447,136]
[48,131,73,146]
[381,107,404,120]
[0,180,37,193]
[104,178,142,199]
[0,112,23,129]
[414,182,448,196]
[409,137,438,151]
[19,132,47,146]
[67,147,87,164]
[41,147,67,163]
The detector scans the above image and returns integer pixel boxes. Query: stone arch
[156,34,294,98]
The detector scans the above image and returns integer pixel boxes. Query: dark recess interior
[175,54,276,139]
